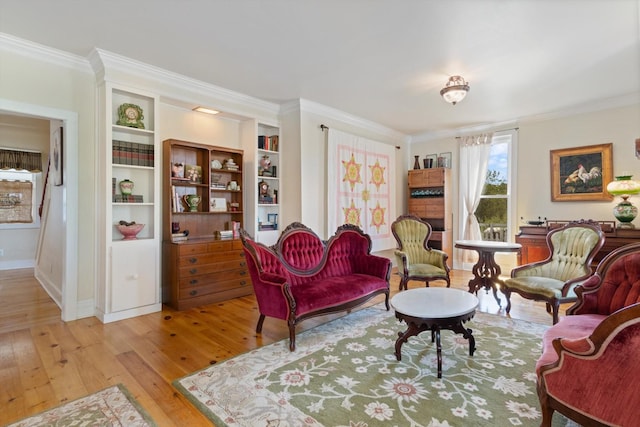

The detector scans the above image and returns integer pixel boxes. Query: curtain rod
[320,124,401,149]
[0,146,41,153]
[455,127,519,139]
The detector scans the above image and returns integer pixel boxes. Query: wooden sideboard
[516,220,640,267]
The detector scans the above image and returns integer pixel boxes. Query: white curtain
[327,128,396,252]
[459,133,494,242]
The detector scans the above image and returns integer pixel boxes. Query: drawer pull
[239,262,246,267]
[189,257,198,264]
[190,279,198,285]
[240,280,247,286]
[189,268,198,274]
[190,290,197,296]
[240,271,247,276]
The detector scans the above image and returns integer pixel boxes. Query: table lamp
[606,174,640,228]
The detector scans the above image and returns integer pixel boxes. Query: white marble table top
[455,239,522,252]
[390,288,479,318]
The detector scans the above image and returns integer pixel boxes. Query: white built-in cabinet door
[110,239,157,312]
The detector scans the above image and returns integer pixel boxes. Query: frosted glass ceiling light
[440,75,470,105]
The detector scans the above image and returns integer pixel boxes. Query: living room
[1,1,639,425]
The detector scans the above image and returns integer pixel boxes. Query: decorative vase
[183,194,201,212]
[119,179,134,195]
[413,155,421,170]
[260,155,271,169]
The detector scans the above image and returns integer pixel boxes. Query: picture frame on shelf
[550,143,613,202]
[184,164,202,183]
[171,162,185,179]
[267,213,278,226]
[210,197,227,212]
[437,152,452,168]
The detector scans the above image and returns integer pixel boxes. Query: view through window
[476,137,510,241]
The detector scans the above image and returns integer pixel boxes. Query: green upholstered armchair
[391,214,450,291]
[501,220,605,324]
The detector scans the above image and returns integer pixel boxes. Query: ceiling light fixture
[193,106,219,115]
[440,75,470,105]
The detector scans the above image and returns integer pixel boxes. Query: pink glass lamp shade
[607,175,640,228]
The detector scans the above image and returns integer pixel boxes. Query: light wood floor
[0,267,570,426]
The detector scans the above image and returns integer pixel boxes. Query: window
[475,133,516,241]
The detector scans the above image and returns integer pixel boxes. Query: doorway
[0,98,79,322]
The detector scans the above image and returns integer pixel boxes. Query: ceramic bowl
[116,223,145,240]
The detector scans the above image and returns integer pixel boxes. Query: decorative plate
[211,160,222,169]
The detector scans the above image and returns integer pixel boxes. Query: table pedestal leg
[394,320,476,379]
[468,250,503,307]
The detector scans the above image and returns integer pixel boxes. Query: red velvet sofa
[240,222,391,351]
[536,242,640,426]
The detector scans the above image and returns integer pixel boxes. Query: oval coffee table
[390,288,479,378]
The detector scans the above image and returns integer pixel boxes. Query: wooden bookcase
[407,167,453,266]
[162,138,251,310]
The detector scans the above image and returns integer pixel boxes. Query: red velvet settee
[536,242,640,427]
[240,222,391,351]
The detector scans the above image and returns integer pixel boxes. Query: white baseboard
[0,259,35,270]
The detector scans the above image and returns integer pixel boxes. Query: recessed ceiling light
[193,106,219,115]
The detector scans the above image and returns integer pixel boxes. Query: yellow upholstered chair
[391,214,450,291]
[501,220,605,324]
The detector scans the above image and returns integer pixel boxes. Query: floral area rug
[6,384,156,427]
[175,304,573,427]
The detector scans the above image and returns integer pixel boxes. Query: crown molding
[411,93,639,143]
[0,32,93,74]
[518,92,640,125]
[296,98,409,142]
[89,48,280,119]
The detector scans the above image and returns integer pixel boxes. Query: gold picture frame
[550,143,613,202]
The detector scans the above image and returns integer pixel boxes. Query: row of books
[258,223,277,231]
[258,135,279,152]
[113,194,144,203]
[171,185,186,213]
[113,140,155,167]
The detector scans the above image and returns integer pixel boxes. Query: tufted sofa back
[241,223,376,287]
[571,242,640,315]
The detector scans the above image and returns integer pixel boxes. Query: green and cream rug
[7,384,156,427]
[176,304,572,427]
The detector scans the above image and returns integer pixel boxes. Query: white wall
[410,103,640,266]
[296,101,409,241]
[0,45,94,305]
[159,103,242,148]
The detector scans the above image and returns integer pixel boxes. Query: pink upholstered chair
[536,242,640,427]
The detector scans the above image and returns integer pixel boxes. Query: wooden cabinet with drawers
[162,138,252,310]
[163,239,251,310]
[407,168,452,266]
